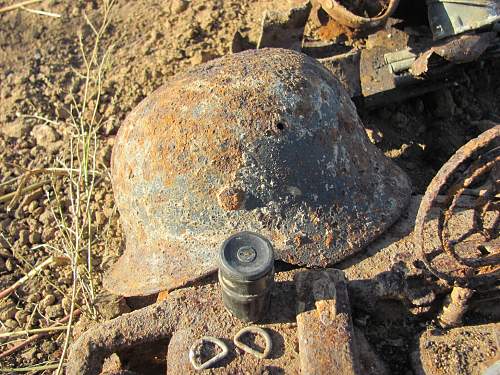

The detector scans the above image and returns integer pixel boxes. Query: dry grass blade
[0,363,59,372]
[0,326,68,339]
[0,0,42,13]
[0,255,68,299]
[20,5,61,17]
[0,309,81,360]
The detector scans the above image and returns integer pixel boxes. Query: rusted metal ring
[233,326,272,359]
[415,126,500,288]
[318,0,400,29]
[189,336,229,371]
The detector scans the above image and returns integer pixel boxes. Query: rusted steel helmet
[105,48,411,296]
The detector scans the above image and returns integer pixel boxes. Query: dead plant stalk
[51,1,115,372]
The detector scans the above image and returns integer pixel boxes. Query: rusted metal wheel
[415,126,500,288]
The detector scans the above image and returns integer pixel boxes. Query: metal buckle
[233,326,272,359]
[189,336,229,371]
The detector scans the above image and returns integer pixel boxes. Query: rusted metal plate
[415,126,500,288]
[412,33,497,76]
[106,48,411,296]
[295,269,360,375]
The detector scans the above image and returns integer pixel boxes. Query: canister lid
[219,232,274,282]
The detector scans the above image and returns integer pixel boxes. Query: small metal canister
[218,232,275,322]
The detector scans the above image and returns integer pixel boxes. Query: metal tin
[218,232,275,322]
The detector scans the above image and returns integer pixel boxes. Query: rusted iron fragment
[415,126,500,288]
[411,323,500,375]
[295,269,360,375]
[317,0,399,29]
[412,33,497,76]
[107,48,411,296]
[319,50,361,97]
[257,3,311,50]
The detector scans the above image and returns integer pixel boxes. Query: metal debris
[439,286,474,328]
[415,125,500,288]
[411,32,497,76]
[427,0,500,40]
[188,336,229,371]
[233,326,272,359]
[106,48,411,297]
[295,269,360,375]
[317,0,400,29]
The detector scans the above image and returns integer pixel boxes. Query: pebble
[5,258,15,272]
[21,347,37,361]
[39,294,56,310]
[40,340,57,354]
[15,310,29,325]
[29,232,42,245]
[18,229,30,246]
[31,124,59,149]
[171,0,189,14]
[27,292,42,303]
[0,118,30,138]
[45,304,63,319]
[0,304,16,321]
[4,319,19,330]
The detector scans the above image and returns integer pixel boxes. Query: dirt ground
[0,0,499,373]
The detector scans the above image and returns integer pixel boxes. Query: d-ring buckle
[233,326,272,359]
[189,336,229,371]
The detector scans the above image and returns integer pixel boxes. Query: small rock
[0,118,30,139]
[18,229,30,246]
[0,304,16,320]
[29,232,41,245]
[39,210,54,225]
[39,294,56,310]
[95,292,131,320]
[27,292,42,303]
[171,0,188,14]
[61,296,72,312]
[45,304,63,319]
[21,347,37,361]
[27,200,39,213]
[4,319,19,330]
[15,310,28,324]
[5,258,15,272]
[40,340,57,354]
[191,50,216,66]
[31,124,59,149]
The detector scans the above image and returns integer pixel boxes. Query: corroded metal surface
[295,269,360,374]
[68,270,387,375]
[317,0,399,29]
[415,126,500,288]
[107,48,411,296]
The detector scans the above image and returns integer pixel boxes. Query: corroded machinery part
[317,0,400,29]
[106,48,411,296]
[415,125,500,289]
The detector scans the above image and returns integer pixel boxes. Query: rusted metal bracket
[295,269,360,375]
